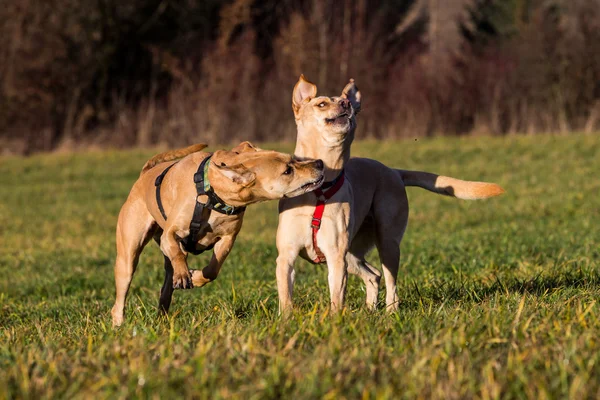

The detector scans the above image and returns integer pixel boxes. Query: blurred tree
[1,0,598,153]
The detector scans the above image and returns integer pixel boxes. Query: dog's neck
[207,168,250,209]
[294,124,354,182]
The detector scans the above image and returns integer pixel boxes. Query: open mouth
[301,174,325,191]
[284,174,325,198]
[325,112,350,124]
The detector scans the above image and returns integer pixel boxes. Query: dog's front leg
[326,252,349,314]
[160,227,193,289]
[276,249,299,316]
[321,210,351,314]
[190,236,235,288]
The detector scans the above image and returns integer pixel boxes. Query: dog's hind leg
[347,253,381,310]
[376,242,401,312]
[158,255,174,315]
[347,227,381,310]
[373,185,408,312]
[111,199,157,327]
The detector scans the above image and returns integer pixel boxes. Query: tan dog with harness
[275,76,504,314]
[111,141,324,326]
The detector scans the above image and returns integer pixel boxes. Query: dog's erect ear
[230,141,262,154]
[213,162,256,187]
[292,74,317,115]
[341,78,361,114]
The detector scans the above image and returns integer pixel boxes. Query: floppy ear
[341,78,361,114]
[213,162,256,187]
[292,74,317,115]
[230,141,262,154]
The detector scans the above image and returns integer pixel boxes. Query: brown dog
[111,141,324,326]
[275,76,504,314]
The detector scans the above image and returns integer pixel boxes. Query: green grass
[1,134,599,399]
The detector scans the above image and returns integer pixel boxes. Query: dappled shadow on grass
[398,266,600,311]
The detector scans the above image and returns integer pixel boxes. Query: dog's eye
[318,102,326,108]
[283,166,293,175]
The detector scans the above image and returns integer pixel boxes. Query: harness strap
[182,196,212,255]
[311,171,345,263]
[155,162,177,221]
[182,155,214,255]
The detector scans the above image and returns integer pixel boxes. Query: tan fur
[141,143,208,175]
[398,170,505,200]
[276,76,504,314]
[111,141,324,326]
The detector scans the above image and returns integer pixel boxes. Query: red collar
[311,171,345,263]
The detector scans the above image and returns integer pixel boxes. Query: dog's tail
[397,170,505,200]
[140,143,208,175]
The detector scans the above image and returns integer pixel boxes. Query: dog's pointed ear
[341,78,361,114]
[292,74,317,115]
[230,141,262,154]
[213,162,256,187]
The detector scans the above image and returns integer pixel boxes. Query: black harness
[154,154,246,255]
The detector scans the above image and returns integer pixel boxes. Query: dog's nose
[340,99,350,109]
[315,159,324,170]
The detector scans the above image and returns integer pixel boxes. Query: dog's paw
[173,270,194,289]
[189,269,209,288]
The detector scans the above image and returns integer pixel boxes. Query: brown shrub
[1,0,598,155]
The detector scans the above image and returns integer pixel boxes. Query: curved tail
[141,143,208,175]
[397,170,505,200]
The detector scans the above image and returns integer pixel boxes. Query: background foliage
[1,0,600,154]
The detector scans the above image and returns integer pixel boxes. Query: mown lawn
[1,134,599,399]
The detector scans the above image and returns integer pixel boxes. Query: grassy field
[1,134,599,399]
